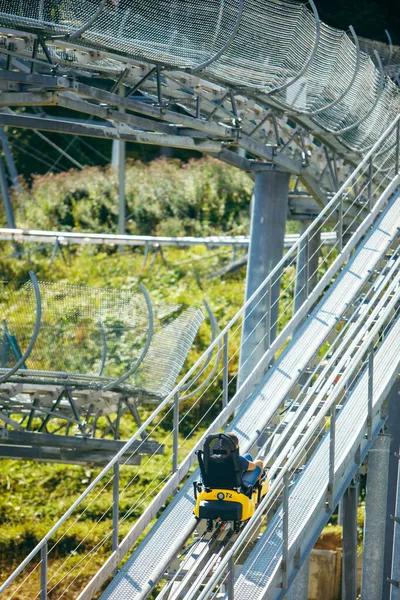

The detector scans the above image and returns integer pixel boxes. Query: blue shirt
[239,455,250,473]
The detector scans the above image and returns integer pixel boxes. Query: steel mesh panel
[0,0,99,34]
[0,281,204,396]
[135,306,204,397]
[358,36,400,68]
[1,0,400,154]
[88,0,240,69]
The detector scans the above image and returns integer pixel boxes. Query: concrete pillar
[361,434,391,600]
[390,455,400,600]
[294,221,321,314]
[383,380,400,599]
[287,555,310,600]
[238,169,290,387]
[342,481,359,600]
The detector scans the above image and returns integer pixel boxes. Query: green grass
[0,157,323,599]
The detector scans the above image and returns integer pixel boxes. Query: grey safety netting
[1,1,400,153]
[0,281,204,398]
[358,36,400,69]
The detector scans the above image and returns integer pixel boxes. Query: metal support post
[342,480,359,600]
[0,128,22,195]
[390,454,400,600]
[112,86,126,243]
[112,461,119,552]
[173,392,179,472]
[396,121,400,175]
[327,405,336,512]
[238,169,290,388]
[362,434,391,600]
[0,154,15,228]
[223,332,229,409]
[368,157,373,211]
[227,555,235,599]
[287,555,310,600]
[294,221,321,314]
[282,471,289,590]
[337,196,343,253]
[383,380,400,599]
[40,542,47,600]
[367,347,374,440]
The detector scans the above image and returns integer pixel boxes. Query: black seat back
[198,434,243,490]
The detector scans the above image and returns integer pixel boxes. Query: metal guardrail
[1,114,399,599]
[0,228,337,249]
[196,235,400,599]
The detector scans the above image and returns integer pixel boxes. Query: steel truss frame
[0,27,373,216]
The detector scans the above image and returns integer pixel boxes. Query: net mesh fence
[0,280,204,398]
[1,0,400,154]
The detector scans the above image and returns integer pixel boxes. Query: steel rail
[0,272,42,384]
[1,115,398,596]
[261,246,400,464]
[161,253,400,600]
[0,228,337,249]
[197,273,400,600]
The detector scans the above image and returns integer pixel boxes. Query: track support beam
[238,168,290,388]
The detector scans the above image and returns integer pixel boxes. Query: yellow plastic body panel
[194,488,255,521]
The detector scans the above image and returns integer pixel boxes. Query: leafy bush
[8,157,253,237]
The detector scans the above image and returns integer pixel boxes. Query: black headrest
[198,434,243,490]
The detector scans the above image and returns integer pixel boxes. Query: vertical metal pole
[266,278,271,349]
[227,555,235,599]
[173,392,179,472]
[287,556,310,600]
[368,157,373,211]
[396,121,400,175]
[112,85,126,245]
[362,434,391,600]
[118,134,126,241]
[305,234,309,298]
[0,154,16,228]
[328,405,336,512]
[342,480,359,600]
[0,128,22,195]
[31,38,39,74]
[112,461,119,552]
[294,222,321,317]
[337,197,343,253]
[156,65,163,107]
[367,347,374,441]
[40,542,48,600]
[384,380,400,600]
[282,471,289,590]
[223,332,229,409]
[389,454,400,600]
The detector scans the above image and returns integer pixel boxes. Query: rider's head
[227,433,239,448]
